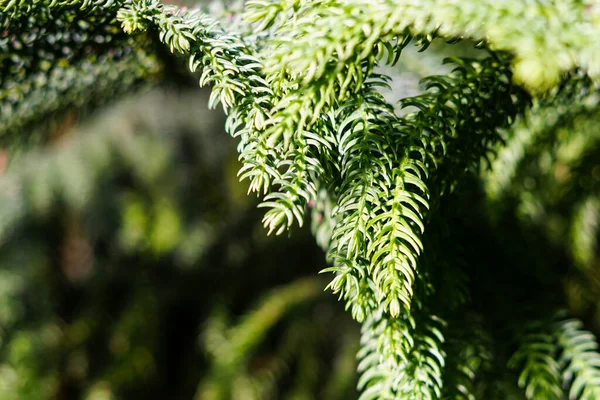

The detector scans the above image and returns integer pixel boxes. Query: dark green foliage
[0,4,161,149]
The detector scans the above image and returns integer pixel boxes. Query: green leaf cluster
[2,0,600,398]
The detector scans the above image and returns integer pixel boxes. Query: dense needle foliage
[1,0,600,399]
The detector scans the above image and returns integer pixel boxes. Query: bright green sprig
[357,307,446,400]
[324,84,405,321]
[244,2,416,237]
[245,0,415,194]
[508,314,600,400]
[253,0,600,92]
[259,141,320,234]
[509,328,563,400]
[325,56,527,321]
[557,318,600,400]
[119,1,332,233]
[244,0,335,33]
[357,307,415,399]
[395,315,446,399]
[354,217,482,400]
[118,1,284,200]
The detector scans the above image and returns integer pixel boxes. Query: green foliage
[1,0,600,399]
[246,0,600,92]
[509,313,600,400]
[0,3,161,149]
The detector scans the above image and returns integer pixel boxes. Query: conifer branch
[509,313,600,400]
[326,55,528,320]
[509,324,564,400]
[557,318,600,400]
[357,306,447,400]
[2,2,600,398]
[250,0,600,92]
[0,5,161,145]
